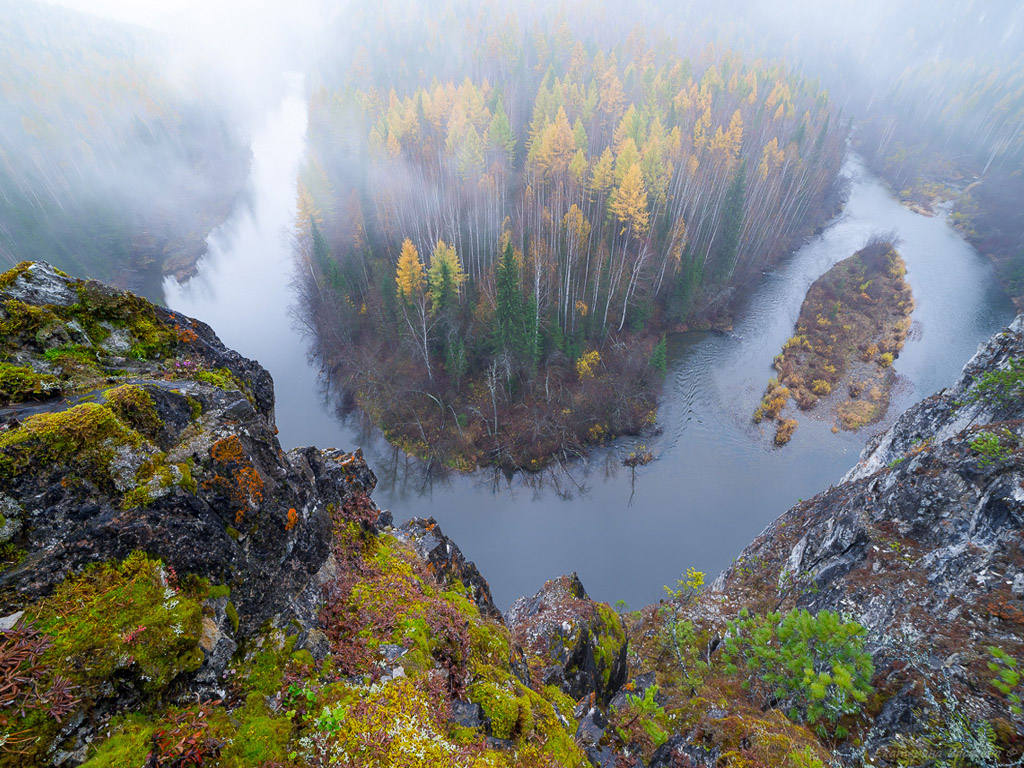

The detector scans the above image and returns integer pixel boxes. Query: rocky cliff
[2,262,1023,768]
[0,263,624,768]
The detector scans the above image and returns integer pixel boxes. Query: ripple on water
[166,112,1016,610]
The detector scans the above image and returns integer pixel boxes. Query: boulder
[505,572,627,703]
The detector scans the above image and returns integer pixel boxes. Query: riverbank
[167,82,1015,611]
[854,136,1024,312]
[324,325,664,473]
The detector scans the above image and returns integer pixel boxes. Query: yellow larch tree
[589,147,616,198]
[395,238,433,380]
[427,239,467,314]
[610,163,650,236]
[395,238,426,302]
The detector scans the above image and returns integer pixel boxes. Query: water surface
[166,84,1015,610]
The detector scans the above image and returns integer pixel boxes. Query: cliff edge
[2,262,1023,768]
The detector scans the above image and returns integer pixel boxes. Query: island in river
[755,236,914,444]
[296,16,845,472]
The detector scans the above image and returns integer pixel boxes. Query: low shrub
[721,608,874,737]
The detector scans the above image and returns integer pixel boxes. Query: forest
[0,0,250,300]
[296,4,845,469]
[855,53,1024,306]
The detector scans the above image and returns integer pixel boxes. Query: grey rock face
[2,262,80,307]
[505,572,628,704]
[716,312,1024,755]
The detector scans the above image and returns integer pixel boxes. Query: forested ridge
[660,0,1024,308]
[855,52,1024,305]
[0,0,250,300]
[297,3,845,469]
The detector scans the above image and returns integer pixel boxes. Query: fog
[2,0,1021,459]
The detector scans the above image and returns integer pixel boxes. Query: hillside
[1,262,1022,767]
[0,0,250,299]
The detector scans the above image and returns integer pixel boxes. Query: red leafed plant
[0,619,79,728]
[147,705,225,767]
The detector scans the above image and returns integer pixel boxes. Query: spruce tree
[493,240,527,360]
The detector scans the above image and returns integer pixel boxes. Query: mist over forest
[2,3,1024,767]
[3,0,1020,302]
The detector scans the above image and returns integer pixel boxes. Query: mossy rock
[0,401,147,489]
[4,553,208,766]
[104,384,162,441]
[0,362,60,405]
[83,695,293,768]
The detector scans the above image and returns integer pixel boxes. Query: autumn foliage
[296,8,844,468]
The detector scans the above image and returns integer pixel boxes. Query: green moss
[0,362,59,404]
[468,674,529,740]
[177,460,197,494]
[80,713,156,768]
[238,631,296,696]
[127,320,173,360]
[218,694,294,767]
[543,684,579,720]
[0,299,62,343]
[466,616,511,668]
[43,344,96,365]
[207,584,231,600]
[593,602,626,689]
[292,648,315,666]
[6,554,207,764]
[0,401,146,487]
[121,485,153,510]
[467,668,583,762]
[226,601,240,633]
[84,696,294,768]
[105,385,162,440]
[392,613,433,671]
[186,395,203,421]
[0,542,26,573]
[445,587,511,671]
[29,552,206,692]
[70,283,176,360]
[0,261,35,291]
[42,344,103,383]
[226,525,241,541]
[195,367,246,394]
[121,449,195,509]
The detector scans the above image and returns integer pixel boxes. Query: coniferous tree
[427,240,466,316]
[395,238,433,380]
[493,240,528,362]
[487,100,517,164]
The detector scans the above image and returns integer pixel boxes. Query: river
[165,80,1015,611]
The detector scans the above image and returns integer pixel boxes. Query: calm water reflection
[166,82,1015,610]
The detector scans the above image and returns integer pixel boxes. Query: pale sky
[43,0,322,39]
[45,0,212,29]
